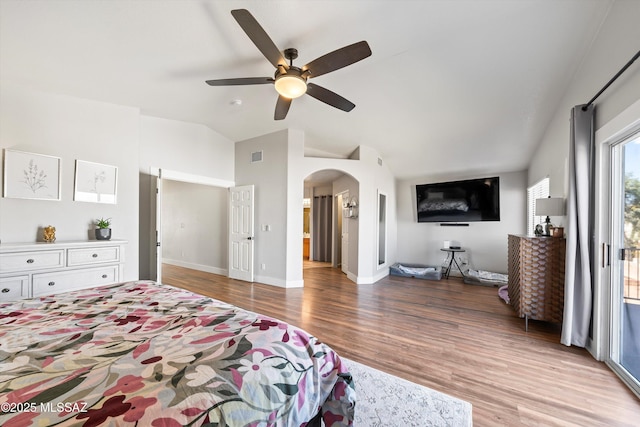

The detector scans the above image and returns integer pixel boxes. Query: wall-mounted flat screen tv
[416,177,500,223]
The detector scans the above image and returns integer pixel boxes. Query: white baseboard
[353,267,389,284]
[254,274,304,288]
[162,259,227,276]
[163,260,302,288]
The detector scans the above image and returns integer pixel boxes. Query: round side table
[440,248,466,279]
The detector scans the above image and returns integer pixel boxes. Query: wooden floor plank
[161,263,639,426]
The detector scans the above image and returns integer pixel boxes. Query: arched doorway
[303,169,359,279]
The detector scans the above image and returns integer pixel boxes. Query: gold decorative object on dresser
[0,240,126,302]
[43,225,56,243]
[507,234,566,331]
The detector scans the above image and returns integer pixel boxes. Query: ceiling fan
[206,9,372,120]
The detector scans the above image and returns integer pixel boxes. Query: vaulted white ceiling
[0,0,613,180]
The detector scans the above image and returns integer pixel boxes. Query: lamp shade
[274,74,307,99]
[535,197,565,216]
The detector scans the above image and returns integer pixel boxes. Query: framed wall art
[74,160,118,204]
[3,149,62,201]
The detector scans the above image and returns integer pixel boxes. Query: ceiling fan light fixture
[206,10,371,119]
[274,74,307,99]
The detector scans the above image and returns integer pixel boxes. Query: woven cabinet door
[522,237,550,320]
[508,235,523,317]
[507,235,566,324]
[544,238,565,323]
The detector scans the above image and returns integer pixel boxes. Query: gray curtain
[312,195,332,262]
[562,104,595,347]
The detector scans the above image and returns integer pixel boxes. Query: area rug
[341,357,473,427]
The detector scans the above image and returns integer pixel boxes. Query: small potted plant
[95,217,112,240]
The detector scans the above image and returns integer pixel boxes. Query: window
[527,177,549,235]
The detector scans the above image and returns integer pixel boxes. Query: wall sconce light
[343,197,358,218]
[535,197,565,236]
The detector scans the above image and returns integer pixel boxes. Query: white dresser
[0,240,126,302]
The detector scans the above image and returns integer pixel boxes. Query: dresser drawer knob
[1,288,9,293]
[26,259,35,264]
[92,253,98,258]
[48,281,56,287]
[101,274,108,279]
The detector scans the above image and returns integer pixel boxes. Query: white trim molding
[591,97,640,361]
[149,167,235,188]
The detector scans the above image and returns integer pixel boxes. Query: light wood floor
[161,263,639,426]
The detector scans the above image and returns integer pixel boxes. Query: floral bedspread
[0,281,355,426]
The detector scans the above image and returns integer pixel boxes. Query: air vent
[251,151,263,163]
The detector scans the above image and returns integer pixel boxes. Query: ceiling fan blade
[275,96,292,120]
[231,9,286,69]
[302,41,371,78]
[306,83,355,112]
[206,77,274,86]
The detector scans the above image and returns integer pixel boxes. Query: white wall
[162,179,228,275]
[0,82,140,280]
[294,144,398,284]
[138,115,235,279]
[527,0,640,358]
[528,0,640,194]
[366,147,398,281]
[233,128,397,286]
[139,116,234,180]
[396,2,639,279]
[235,129,291,286]
[396,171,527,274]
[0,85,237,283]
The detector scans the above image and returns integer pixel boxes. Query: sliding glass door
[609,130,640,396]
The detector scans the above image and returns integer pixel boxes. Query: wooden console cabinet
[507,235,565,330]
[0,240,126,302]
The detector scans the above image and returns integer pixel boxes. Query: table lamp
[535,197,565,236]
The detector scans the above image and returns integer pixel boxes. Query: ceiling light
[274,74,307,99]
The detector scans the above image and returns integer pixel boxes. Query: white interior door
[229,185,254,282]
[154,171,163,283]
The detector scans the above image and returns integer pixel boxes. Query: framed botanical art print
[74,160,118,204]
[3,149,62,201]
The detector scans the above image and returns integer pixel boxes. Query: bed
[0,280,355,426]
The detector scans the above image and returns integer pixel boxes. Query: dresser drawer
[0,250,65,273]
[67,246,120,266]
[0,275,29,302]
[33,266,119,297]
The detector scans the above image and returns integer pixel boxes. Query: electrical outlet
[261,263,266,270]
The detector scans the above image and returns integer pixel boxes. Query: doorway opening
[303,169,359,279]
[607,128,640,396]
[149,169,233,284]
